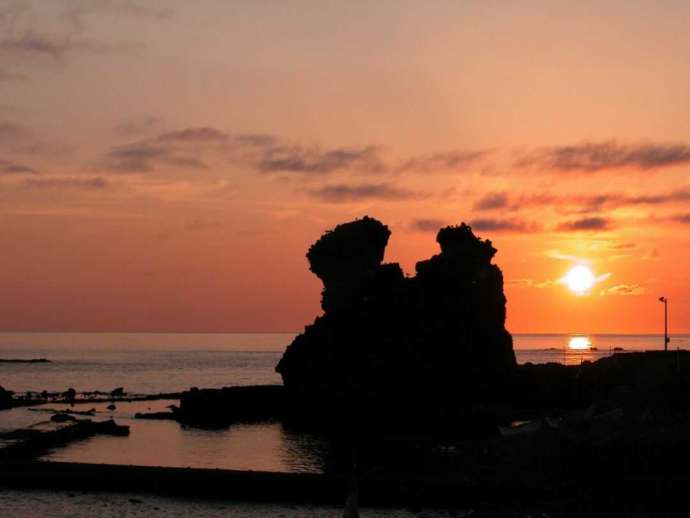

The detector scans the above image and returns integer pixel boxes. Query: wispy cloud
[308,183,418,203]
[156,127,227,144]
[0,158,35,174]
[473,192,509,210]
[0,120,68,157]
[0,120,32,143]
[601,284,646,296]
[23,176,108,189]
[102,127,229,172]
[517,141,690,172]
[0,0,170,79]
[0,32,115,61]
[63,0,172,30]
[506,278,555,289]
[113,116,161,137]
[469,217,540,233]
[474,189,690,213]
[395,149,489,174]
[101,125,489,179]
[0,66,26,82]
[670,213,690,224]
[256,145,386,175]
[410,218,445,232]
[556,217,611,231]
[610,242,636,250]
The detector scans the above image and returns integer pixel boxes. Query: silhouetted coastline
[0,358,50,363]
[3,218,690,516]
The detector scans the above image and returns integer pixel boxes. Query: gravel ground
[0,489,474,518]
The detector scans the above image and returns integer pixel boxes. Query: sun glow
[564,265,595,294]
[568,336,591,350]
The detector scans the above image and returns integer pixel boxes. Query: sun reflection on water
[565,335,594,365]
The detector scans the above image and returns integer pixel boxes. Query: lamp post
[659,296,669,352]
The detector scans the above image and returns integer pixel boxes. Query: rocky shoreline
[2,219,689,514]
[2,350,690,515]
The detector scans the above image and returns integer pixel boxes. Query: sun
[568,336,591,350]
[564,265,595,294]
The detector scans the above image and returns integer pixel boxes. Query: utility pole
[659,297,669,352]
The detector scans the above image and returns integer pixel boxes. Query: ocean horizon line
[0,330,688,337]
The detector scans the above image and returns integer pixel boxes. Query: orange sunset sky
[1,1,689,334]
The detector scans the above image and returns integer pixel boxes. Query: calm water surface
[1,332,688,476]
[1,332,688,393]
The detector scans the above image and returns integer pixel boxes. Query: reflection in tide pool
[40,401,328,473]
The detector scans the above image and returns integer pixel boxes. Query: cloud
[474,192,509,210]
[63,0,172,28]
[103,127,388,176]
[0,0,170,79]
[234,134,278,147]
[557,217,611,231]
[546,250,590,263]
[113,116,161,137]
[0,32,114,61]
[410,218,445,232]
[477,189,690,214]
[567,190,690,210]
[309,183,418,203]
[0,66,26,82]
[506,278,535,288]
[102,127,229,172]
[257,145,386,175]
[506,278,555,289]
[105,143,208,172]
[0,120,32,143]
[518,141,690,172]
[0,120,70,156]
[609,242,636,250]
[670,213,690,224]
[469,218,540,233]
[23,176,108,189]
[0,158,36,174]
[601,284,646,296]
[156,127,228,144]
[102,123,496,180]
[396,149,489,174]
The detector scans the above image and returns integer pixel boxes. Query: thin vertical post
[664,299,668,352]
[659,297,670,352]
[660,296,669,352]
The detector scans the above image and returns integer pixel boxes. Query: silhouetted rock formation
[276,217,515,430]
[307,216,391,314]
[0,386,14,410]
[178,386,286,426]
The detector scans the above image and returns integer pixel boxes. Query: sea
[1,332,688,515]
[1,332,688,395]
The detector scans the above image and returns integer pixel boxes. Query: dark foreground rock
[0,391,184,411]
[177,385,285,426]
[277,217,515,431]
[0,386,14,410]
